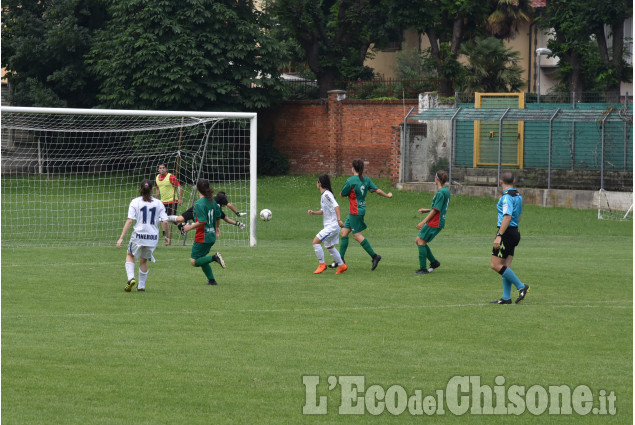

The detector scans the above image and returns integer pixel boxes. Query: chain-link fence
[407,95,633,191]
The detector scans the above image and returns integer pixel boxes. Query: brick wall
[260,91,416,182]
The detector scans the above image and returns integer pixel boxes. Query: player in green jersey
[182,179,226,285]
[336,159,393,271]
[415,170,450,274]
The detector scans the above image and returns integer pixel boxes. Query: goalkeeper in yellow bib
[155,163,182,246]
[334,159,393,271]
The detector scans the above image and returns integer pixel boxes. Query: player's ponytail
[318,174,333,194]
[352,159,364,179]
[140,179,153,202]
[196,178,214,200]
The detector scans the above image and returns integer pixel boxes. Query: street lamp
[536,47,552,104]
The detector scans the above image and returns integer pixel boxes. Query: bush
[257,132,290,176]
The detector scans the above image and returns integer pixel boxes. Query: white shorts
[127,241,157,262]
[316,228,340,248]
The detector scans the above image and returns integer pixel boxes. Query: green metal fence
[412,102,632,190]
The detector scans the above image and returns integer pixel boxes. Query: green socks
[194,256,215,280]
[424,245,436,263]
[200,264,214,280]
[418,245,427,269]
[360,238,376,257]
[339,236,349,259]
[194,256,213,267]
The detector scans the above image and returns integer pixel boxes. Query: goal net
[597,189,633,220]
[1,107,258,247]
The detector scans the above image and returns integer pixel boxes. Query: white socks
[313,243,325,263]
[125,262,135,281]
[327,247,343,266]
[138,270,148,290]
[167,215,178,223]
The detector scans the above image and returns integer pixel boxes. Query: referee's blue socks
[499,266,525,290]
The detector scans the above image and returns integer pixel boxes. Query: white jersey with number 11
[128,196,168,247]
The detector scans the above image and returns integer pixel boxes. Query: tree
[387,0,493,96]
[1,0,109,108]
[88,0,289,111]
[458,36,524,94]
[270,0,399,97]
[486,0,532,40]
[540,0,632,94]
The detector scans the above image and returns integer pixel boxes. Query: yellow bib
[155,173,178,203]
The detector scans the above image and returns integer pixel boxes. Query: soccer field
[2,175,632,424]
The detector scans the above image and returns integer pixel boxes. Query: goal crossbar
[1,106,258,247]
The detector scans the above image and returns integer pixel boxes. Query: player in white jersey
[308,174,347,274]
[116,179,168,292]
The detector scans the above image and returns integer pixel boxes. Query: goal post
[597,188,633,220]
[1,106,258,247]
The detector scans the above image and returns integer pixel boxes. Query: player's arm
[416,208,438,230]
[340,181,351,197]
[161,220,170,245]
[494,214,512,250]
[335,205,344,227]
[374,188,393,198]
[116,218,133,248]
[183,220,204,232]
[222,216,246,229]
[308,209,323,215]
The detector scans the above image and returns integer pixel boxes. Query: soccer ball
[259,208,272,221]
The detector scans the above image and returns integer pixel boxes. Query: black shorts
[164,203,178,216]
[181,206,223,223]
[492,227,521,258]
[182,207,194,222]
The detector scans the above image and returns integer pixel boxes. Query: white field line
[2,301,632,320]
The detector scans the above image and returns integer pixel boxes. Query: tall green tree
[540,0,632,94]
[387,0,492,96]
[459,36,524,94]
[1,0,109,107]
[88,0,289,110]
[270,0,399,97]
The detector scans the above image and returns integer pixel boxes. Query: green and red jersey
[193,197,222,244]
[426,186,450,229]
[340,175,378,216]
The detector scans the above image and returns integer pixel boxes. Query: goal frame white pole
[2,106,258,246]
[1,106,257,120]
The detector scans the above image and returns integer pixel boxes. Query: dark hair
[196,178,214,200]
[352,159,364,179]
[435,170,448,185]
[140,179,153,202]
[214,191,228,206]
[500,170,515,185]
[157,163,167,168]
[317,174,333,194]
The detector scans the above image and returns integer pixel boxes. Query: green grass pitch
[2,175,632,424]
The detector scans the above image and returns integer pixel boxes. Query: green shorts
[191,241,214,260]
[418,225,442,243]
[343,215,367,234]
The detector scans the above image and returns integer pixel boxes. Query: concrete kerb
[396,182,633,210]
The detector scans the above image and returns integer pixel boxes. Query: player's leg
[312,234,327,274]
[138,256,149,291]
[324,232,345,274]
[191,242,219,285]
[330,224,351,268]
[415,236,430,274]
[495,230,528,303]
[124,250,137,291]
[490,255,512,303]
